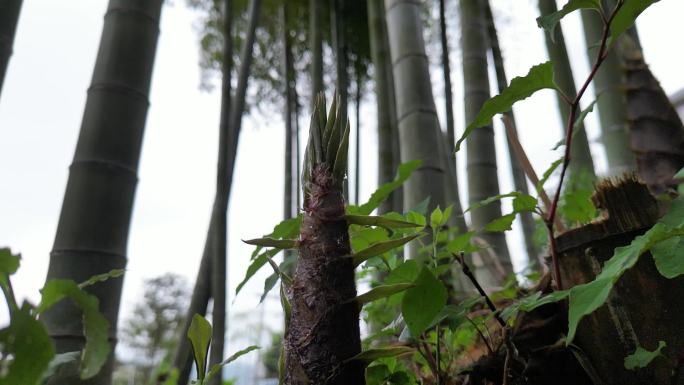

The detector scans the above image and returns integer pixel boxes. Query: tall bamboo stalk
[538,0,596,178]
[367,0,400,214]
[0,0,22,101]
[460,0,512,282]
[439,0,456,165]
[282,2,295,221]
[41,1,163,384]
[484,1,538,269]
[581,5,635,174]
[173,1,262,382]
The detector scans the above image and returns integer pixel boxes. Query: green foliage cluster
[0,248,122,384]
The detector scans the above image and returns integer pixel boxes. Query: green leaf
[236,249,277,296]
[456,62,558,151]
[353,160,422,215]
[537,157,564,193]
[430,207,443,230]
[651,236,684,279]
[345,346,414,363]
[561,186,597,223]
[242,238,298,249]
[446,232,476,254]
[674,167,684,179]
[78,269,124,289]
[353,233,425,267]
[355,283,415,306]
[536,0,601,42]
[0,307,55,385]
[345,215,422,229]
[205,346,260,383]
[187,314,212,381]
[401,267,448,337]
[260,272,280,304]
[513,194,538,213]
[610,0,658,45]
[624,341,666,370]
[465,192,519,213]
[37,280,109,379]
[333,120,351,179]
[386,260,420,285]
[41,351,81,382]
[0,248,20,276]
[484,214,516,232]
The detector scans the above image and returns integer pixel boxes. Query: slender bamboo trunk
[538,0,596,179]
[485,1,539,269]
[173,1,261,383]
[367,0,400,214]
[41,1,163,384]
[285,96,364,384]
[460,0,512,283]
[0,0,22,101]
[207,0,235,383]
[283,2,295,221]
[439,0,455,165]
[354,65,362,205]
[309,0,323,106]
[581,6,635,175]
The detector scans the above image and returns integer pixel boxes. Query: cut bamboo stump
[556,176,684,384]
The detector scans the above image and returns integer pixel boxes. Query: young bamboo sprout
[284,93,364,384]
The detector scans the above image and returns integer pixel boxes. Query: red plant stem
[545,1,624,291]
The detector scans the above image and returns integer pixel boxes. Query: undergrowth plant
[0,248,122,384]
[239,0,679,383]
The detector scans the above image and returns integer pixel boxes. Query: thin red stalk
[545,1,624,290]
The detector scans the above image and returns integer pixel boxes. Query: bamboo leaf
[456,62,558,151]
[322,93,338,161]
[624,341,666,370]
[236,250,274,296]
[243,238,298,249]
[344,346,414,364]
[352,233,424,267]
[205,346,260,383]
[345,215,422,229]
[187,314,212,381]
[536,0,601,42]
[38,280,110,379]
[354,283,415,306]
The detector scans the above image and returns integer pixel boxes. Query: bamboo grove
[1,0,684,384]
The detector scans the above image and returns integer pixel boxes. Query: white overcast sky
[0,0,682,366]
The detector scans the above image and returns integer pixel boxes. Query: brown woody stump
[556,176,684,384]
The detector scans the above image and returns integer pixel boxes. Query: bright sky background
[0,0,682,380]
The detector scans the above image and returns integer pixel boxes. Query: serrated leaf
[353,233,424,267]
[355,283,415,306]
[651,236,684,279]
[353,160,422,215]
[0,307,55,385]
[243,238,298,249]
[187,314,212,381]
[345,346,414,364]
[561,186,597,223]
[484,214,516,232]
[78,269,124,289]
[205,346,260,383]
[37,280,109,379]
[537,0,601,42]
[456,62,558,151]
[624,341,666,370]
[513,194,538,213]
[345,215,422,229]
[402,267,448,337]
